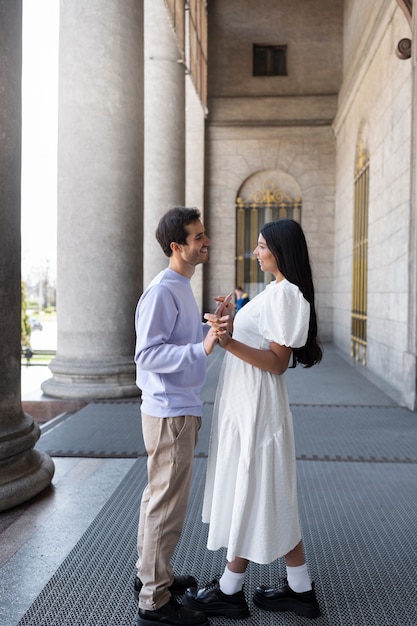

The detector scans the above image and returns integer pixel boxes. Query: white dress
[202,279,310,564]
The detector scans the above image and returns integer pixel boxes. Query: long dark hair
[260,219,322,367]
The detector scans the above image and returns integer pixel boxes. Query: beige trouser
[136,413,201,611]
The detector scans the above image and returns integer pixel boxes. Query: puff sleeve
[259,280,310,348]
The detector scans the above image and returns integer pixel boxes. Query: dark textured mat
[36,348,226,458]
[36,401,213,458]
[37,402,144,458]
[16,457,417,626]
[36,344,414,459]
[285,346,397,407]
[292,405,417,463]
[36,401,417,463]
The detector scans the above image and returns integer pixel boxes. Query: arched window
[236,176,302,296]
[351,142,369,365]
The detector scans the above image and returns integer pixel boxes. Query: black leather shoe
[183,579,249,618]
[134,575,197,601]
[253,579,320,618]
[135,596,209,626]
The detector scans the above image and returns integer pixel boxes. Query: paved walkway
[2,344,417,626]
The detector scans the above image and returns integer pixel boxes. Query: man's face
[181,219,211,266]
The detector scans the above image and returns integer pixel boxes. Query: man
[133,207,225,626]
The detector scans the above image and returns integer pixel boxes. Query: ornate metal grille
[236,181,301,296]
[351,149,369,365]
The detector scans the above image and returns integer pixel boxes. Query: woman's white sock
[219,565,246,595]
[286,563,312,593]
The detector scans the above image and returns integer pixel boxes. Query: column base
[0,445,55,513]
[41,357,139,399]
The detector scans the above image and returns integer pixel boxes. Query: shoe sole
[134,587,193,602]
[183,596,250,619]
[135,613,210,626]
[253,594,320,619]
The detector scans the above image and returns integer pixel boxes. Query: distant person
[133,206,232,626]
[234,286,249,312]
[24,347,33,367]
[184,219,322,620]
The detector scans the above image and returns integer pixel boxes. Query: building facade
[0,0,416,509]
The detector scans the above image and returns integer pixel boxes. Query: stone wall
[207,0,343,98]
[333,1,414,405]
[203,0,343,341]
[204,126,336,342]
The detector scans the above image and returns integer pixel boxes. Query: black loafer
[253,579,320,618]
[183,578,249,618]
[134,575,197,601]
[135,596,209,626]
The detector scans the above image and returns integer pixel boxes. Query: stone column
[143,0,186,287]
[0,0,54,512]
[186,75,206,308]
[42,0,143,399]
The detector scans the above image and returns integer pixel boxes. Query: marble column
[186,75,206,309]
[42,0,143,399]
[0,0,54,512]
[143,0,186,288]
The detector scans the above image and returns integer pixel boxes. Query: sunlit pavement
[21,365,52,399]
[21,317,57,399]
[29,318,57,351]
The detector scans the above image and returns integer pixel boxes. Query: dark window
[253,44,287,76]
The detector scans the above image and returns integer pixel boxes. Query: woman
[183,219,322,620]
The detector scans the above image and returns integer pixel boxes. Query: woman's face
[253,234,279,275]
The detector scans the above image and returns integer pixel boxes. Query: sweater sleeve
[135,284,206,373]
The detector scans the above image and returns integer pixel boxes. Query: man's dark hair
[156,207,201,257]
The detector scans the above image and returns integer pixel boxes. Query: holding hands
[203,292,234,355]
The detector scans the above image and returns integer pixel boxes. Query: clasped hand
[204,312,231,346]
[203,293,233,355]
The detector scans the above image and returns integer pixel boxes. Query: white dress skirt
[202,279,310,564]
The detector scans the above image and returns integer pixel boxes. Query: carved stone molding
[396,0,412,59]
[396,0,412,26]
[396,37,412,59]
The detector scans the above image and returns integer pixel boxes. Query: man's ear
[170,241,181,253]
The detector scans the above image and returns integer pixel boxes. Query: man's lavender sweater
[134,268,208,417]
